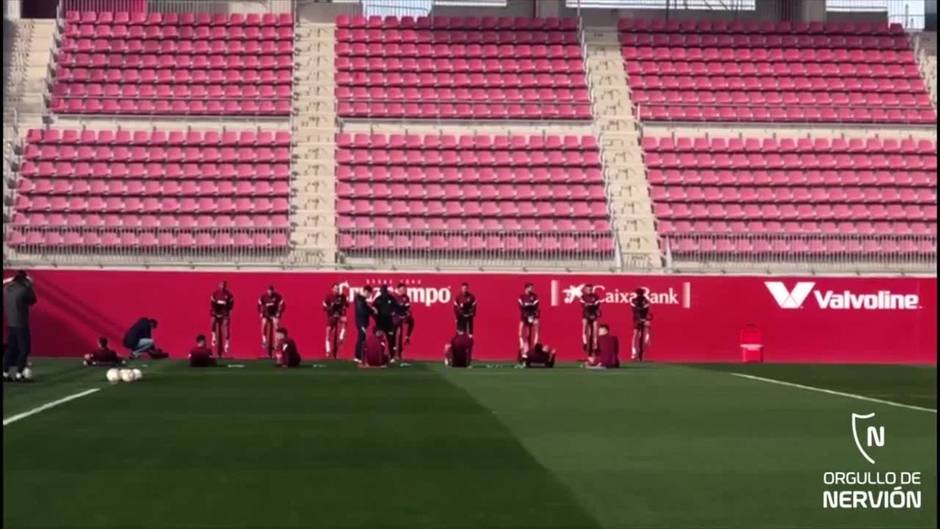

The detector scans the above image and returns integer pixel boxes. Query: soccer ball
[20,367,33,380]
[132,368,143,381]
[106,368,120,384]
[119,368,134,383]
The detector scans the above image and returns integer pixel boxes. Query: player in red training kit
[523,342,556,368]
[444,329,473,368]
[631,287,652,361]
[275,327,301,368]
[580,284,602,361]
[189,335,217,367]
[323,283,348,359]
[209,280,235,357]
[517,283,540,363]
[83,337,126,367]
[586,325,619,369]
[453,283,477,337]
[393,283,414,360]
[257,285,286,358]
[361,328,389,368]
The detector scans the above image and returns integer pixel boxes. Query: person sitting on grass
[122,317,168,359]
[444,329,473,368]
[189,335,217,368]
[586,325,619,369]
[275,327,301,368]
[361,328,389,368]
[83,337,126,367]
[523,342,556,368]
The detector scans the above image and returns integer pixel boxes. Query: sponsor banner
[3,270,935,363]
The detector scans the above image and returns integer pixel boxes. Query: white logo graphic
[765,282,920,311]
[342,281,450,307]
[551,281,690,308]
[562,283,589,304]
[851,412,885,465]
[765,281,815,309]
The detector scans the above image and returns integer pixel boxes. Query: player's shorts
[520,315,538,325]
[634,320,650,331]
[327,315,345,327]
[583,313,600,322]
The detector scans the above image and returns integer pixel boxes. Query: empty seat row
[618,18,903,35]
[621,33,908,50]
[337,182,607,201]
[337,86,588,103]
[24,145,291,163]
[336,28,577,46]
[49,98,291,116]
[647,169,936,187]
[633,90,931,107]
[336,165,603,184]
[336,43,581,59]
[63,24,292,41]
[26,128,290,146]
[337,199,608,218]
[629,75,925,93]
[337,215,611,233]
[59,37,292,55]
[622,46,915,65]
[626,61,919,79]
[337,15,577,31]
[667,237,934,255]
[337,149,600,167]
[337,57,583,74]
[651,185,936,204]
[654,202,936,221]
[337,133,596,150]
[55,67,292,85]
[337,101,591,120]
[7,229,290,250]
[20,161,290,180]
[337,232,615,255]
[638,105,936,124]
[10,213,290,229]
[58,52,292,70]
[65,11,293,27]
[643,136,936,153]
[54,83,291,100]
[337,71,585,88]
[645,152,936,170]
[18,178,290,197]
[14,195,290,213]
[658,220,936,236]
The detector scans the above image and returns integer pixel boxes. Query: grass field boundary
[731,373,937,414]
[2,388,101,426]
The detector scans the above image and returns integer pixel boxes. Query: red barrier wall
[3,270,936,364]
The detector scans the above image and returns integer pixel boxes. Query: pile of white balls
[106,368,143,384]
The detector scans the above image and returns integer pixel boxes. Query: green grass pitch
[3,359,936,529]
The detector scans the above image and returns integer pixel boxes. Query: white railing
[60,0,293,13]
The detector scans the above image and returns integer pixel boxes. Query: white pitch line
[731,373,937,414]
[3,388,101,427]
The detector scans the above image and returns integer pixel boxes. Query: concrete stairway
[289,19,337,266]
[583,26,661,268]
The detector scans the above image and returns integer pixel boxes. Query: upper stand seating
[620,19,937,124]
[49,11,294,116]
[335,15,591,120]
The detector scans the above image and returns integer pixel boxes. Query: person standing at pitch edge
[353,285,375,363]
[3,271,37,381]
[372,285,401,362]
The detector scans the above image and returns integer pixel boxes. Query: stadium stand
[6,127,292,253]
[334,15,592,120]
[620,19,937,124]
[48,11,294,116]
[644,134,937,262]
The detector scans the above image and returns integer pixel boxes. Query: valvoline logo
[764,282,921,311]
[550,281,692,308]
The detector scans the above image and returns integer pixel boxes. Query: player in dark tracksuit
[353,285,375,363]
[3,271,37,380]
[517,283,540,364]
[454,283,477,337]
[631,287,652,361]
[372,285,401,362]
[257,285,285,357]
[393,283,414,360]
[209,281,235,357]
[580,285,602,360]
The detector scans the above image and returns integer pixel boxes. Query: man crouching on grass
[84,337,127,367]
[523,342,556,368]
[444,329,473,368]
[189,335,217,367]
[275,328,302,368]
[585,325,619,369]
[360,328,389,368]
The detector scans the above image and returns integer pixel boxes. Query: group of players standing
[204,280,653,368]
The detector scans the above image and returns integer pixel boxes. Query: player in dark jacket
[580,284,602,360]
[189,335,217,367]
[123,317,166,359]
[631,287,652,361]
[3,271,37,380]
[209,281,235,356]
[372,285,401,362]
[353,285,375,363]
[454,282,477,337]
[393,283,414,360]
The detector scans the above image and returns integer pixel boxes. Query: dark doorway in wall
[21,0,58,19]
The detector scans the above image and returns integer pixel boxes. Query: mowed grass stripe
[439,363,936,529]
[3,361,602,529]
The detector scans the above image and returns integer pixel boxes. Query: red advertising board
[3,269,936,364]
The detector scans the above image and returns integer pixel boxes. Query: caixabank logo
[549,280,692,308]
[765,282,921,311]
